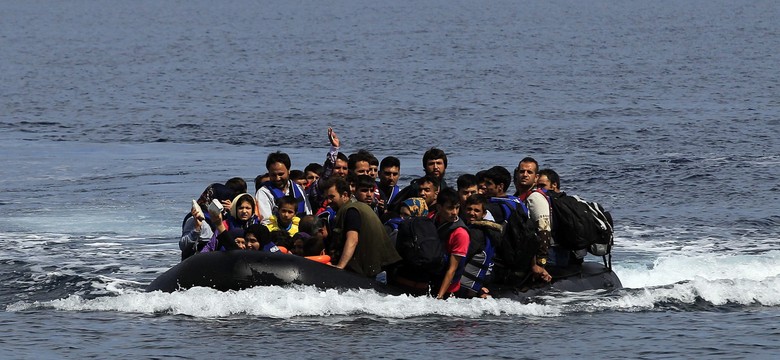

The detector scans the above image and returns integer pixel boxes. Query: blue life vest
[377,182,400,204]
[489,196,528,222]
[262,180,306,215]
[461,225,498,295]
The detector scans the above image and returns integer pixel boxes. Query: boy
[266,196,301,236]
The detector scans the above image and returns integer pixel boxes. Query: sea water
[1,0,779,358]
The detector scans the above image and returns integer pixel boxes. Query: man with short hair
[417,175,440,209]
[348,150,374,176]
[456,174,478,208]
[376,156,401,216]
[256,152,312,224]
[392,148,450,205]
[537,168,561,193]
[323,177,402,277]
[432,188,470,299]
[353,175,377,210]
[479,166,523,223]
[513,157,552,283]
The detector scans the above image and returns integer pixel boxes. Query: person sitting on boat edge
[457,194,501,299]
[513,157,552,282]
[256,151,312,225]
[323,177,402,278]
[180,183,236,261]
[431,188,470,300]
[266,195,301,236]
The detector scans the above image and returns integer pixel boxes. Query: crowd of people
[179,127,577,299]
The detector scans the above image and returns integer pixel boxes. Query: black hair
[355,174,375,190]
[289,170,304,181]
[245,224,271,246]
[348,150,374,171]
[266,151,291,171]
[514,157,540,185]
[304,163,324,176]
[269,230,293,250]
[225,177,247,194]
[418,174,440,191]
[380,156,401,170]
[254,173,268,193]
[464,193,488,208]
[483,166,512,192]
[436,187,459,207]
[422,148,447,168]
[539,168,561,189]
[456,173,478,190]
[275,195,301,209]
[321,176,351,197]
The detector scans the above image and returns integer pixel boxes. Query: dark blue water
[2,0,779,358]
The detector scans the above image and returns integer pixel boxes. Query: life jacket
[461,220,502,295]
[487,195,527,223]
[261,180,307,216]
[377,182,400,204]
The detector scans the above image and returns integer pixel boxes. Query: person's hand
[328,127,340,148]
[531,264,552,282]
[221,199,232,210]
[191,207,203,231]
[208,206,223,224]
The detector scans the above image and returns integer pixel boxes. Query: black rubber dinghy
[147,251,622,298]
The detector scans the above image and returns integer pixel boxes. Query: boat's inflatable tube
[147,251,622,298]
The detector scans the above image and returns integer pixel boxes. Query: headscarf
[402,197,429,217]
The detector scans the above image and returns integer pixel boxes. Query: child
[266,195,300,236]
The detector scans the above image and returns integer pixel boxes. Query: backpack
[547,192,614,257]
[494,204,539,272]
[395,216,447,275]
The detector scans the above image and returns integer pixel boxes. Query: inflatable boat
[147,251,622,299]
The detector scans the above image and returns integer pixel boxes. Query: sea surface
[2,0,779,358]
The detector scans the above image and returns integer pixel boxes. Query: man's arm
[335,230,358,269]
[437,254,463,299]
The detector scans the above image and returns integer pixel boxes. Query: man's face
[380,166,400,187]
[353,161,371,176]
[325,185,350,210]
[458,185,478,205]
[418,181,438,206]
[369,164,378,180]
[482,177,503,197]
[436,203,460,223]
[537,175,556,192]
[515,161,538,189]
[355,186,374,205]
[463,203,485,224]
[332,159,349,178]
[268,162,289,188]
[424,158,446,179]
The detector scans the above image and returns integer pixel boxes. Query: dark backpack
[548,192,614,256]
[395,216,447,275]
[495,205,539,272]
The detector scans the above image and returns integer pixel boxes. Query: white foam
[6,286,559,319]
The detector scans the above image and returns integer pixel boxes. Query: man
[347,150,373,176]
[392,147,450,205]
[353,175,377,210]
[479,166,522,223]
[432,188,470,299]
[458,194,502,298]
[537,168,561,193]
[376,156,401,214]
[323,177,401,277]
[417,175,440,210]
[456,173,478,208]
[513,157,552,282]
[256,152,312,224]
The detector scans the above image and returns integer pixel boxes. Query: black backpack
[395,217,447,275]
[548,192,614,257]
[495,205,539,272]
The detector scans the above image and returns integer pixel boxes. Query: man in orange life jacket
[513,157,553,283]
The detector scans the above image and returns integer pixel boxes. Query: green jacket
[332,200,402,277]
